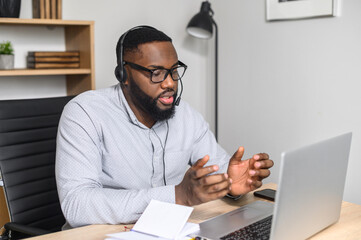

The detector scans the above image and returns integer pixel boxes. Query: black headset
[114,25,157,83]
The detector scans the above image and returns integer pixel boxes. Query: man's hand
[227,147,274,196]
[175,155,232,206]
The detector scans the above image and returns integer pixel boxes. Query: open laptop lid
[270,132,352,240]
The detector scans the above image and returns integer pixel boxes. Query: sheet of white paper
[132,199,194,239]
[180,222,200,237]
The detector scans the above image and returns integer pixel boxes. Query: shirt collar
[116,83,165,130]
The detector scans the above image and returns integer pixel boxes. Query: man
[56,26,274,229]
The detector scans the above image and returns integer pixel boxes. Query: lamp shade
[186,1,213,39]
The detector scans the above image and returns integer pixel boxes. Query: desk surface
[28,183,361,240]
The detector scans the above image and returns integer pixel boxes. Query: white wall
[214,0,361,205]
[0,0,215,125]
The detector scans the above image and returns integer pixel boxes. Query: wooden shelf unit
[0,18,95,95]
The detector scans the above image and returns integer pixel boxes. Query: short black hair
[116,27,172,65]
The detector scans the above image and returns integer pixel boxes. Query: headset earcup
[115,65,127,83]
[115,65,121,82]
[122,68,127,82]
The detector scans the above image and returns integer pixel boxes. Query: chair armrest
[4,222,50,236]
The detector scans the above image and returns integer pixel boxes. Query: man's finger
[231,146,245,162]
[253,153,270,161]
[251,180,263,189]
[247,178,263,189]
[208,188,230,200]
[193,155,210,169]
[254,159,274,169]
[193,165,219,179]
[200,173,228,185]
[206,178,232,193]
[249,169,271,179]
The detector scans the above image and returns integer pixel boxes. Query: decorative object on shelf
[32,0,62,19]
[186,0,219,140]
[27,51,80,69]
[0,0,21,18]
[266,0,338,21]
[0,41,14,70]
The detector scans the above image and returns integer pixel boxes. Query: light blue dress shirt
[55,84,230,229]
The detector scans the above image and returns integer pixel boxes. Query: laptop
[193,132,352,240]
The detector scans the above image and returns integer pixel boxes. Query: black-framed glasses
[124,60,187,83]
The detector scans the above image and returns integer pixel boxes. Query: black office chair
[0,96,74,239]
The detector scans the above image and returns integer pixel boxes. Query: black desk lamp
[186,0,219,140]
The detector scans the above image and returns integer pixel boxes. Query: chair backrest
[0,96,74,232]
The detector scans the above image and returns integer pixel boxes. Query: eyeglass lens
[152,66,186,83]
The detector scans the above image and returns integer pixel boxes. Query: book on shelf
[57,0,62,19]
[27,56,80,63]
[51,0,56,19]
[28,51,80,57]
[32,0,62,19]
[45,0,50,19]
[40,0,45,18]
[32,0,40,18]
[27,62,80,69]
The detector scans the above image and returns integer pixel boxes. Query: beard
[128,76,177,122]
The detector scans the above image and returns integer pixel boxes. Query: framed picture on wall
[266,0,338,21]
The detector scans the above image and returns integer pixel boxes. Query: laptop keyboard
[220,215,272,240]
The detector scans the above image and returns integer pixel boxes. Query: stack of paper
[106,200,199,240]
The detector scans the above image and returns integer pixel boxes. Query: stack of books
[27,51,80,69]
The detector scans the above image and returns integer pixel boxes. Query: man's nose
[161,72,176,89]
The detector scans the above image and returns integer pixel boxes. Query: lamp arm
[212,19,218,141]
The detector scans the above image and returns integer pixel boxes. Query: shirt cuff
[226,193,243,200]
